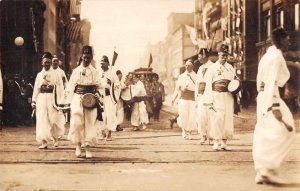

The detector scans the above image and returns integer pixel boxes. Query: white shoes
[256,170,285,185]
[142,124,147,129]
[85,146,92,158]
[52,139,59,147]
[38,140,48,149]
[75,144,81,157]
[199,136,207,144]
[212,140,219,150]
[220,140,231,151]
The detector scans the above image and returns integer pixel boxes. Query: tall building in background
[0,0,45,79]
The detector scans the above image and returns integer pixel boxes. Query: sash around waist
[181,90,195,100]
[74,84,97,94]
[40,84,54,93]
[212,79,230,92]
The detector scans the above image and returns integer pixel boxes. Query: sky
[81,0,194,74]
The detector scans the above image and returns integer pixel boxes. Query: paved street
[0,107,300,191]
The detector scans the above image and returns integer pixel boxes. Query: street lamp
[14,36,24,46]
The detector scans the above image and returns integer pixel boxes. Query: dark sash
[212,79,230,92]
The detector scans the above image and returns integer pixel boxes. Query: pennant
[112,51,118,66]
[148,53,153,68]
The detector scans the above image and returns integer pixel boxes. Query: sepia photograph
[0,0,300,190]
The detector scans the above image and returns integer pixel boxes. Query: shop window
[275,5,284,28]
[261,10,271,40]
[295,3,299,30]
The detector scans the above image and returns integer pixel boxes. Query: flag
[148,53,153,68]
[185,25,198,45]
[112,51,118,66]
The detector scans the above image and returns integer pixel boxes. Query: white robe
[195,60,214,137]
[116,80,126,125]
[130,80,149,126]
[176,71,197,131]
[205,61,235,139]
[32,68,65,143]
[65,64,101,145]
[253,45,295,172]
[53,66,68,89]
[99,69,120,131]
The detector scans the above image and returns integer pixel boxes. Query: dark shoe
[116,125,123,131]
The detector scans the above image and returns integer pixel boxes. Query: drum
[81,93,98,109]
[121,87,132,101]
[228,80,241,94]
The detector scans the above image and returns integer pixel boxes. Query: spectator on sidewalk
[253,27,296,185]
[150,74,165,121]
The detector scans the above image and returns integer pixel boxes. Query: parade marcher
[122,72,134,121]
[130,75,149,131]
[65,45,102,158]
[150,74,165,121]
[31,52,65,149]
[195,48,214,144]
[52,55,68,89]
[204,44,235,150]
[116,70,124,131]
[99,55,120,141]
[172,59,197,139]
[253,27,295,185]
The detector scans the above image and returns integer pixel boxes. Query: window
[295,3,299,30]
[261,10,271,40]
[274,5,283,28]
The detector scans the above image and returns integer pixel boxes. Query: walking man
[173,59,197,139]
[99,56,120,140]
[253,27,295,185]
[65,45,102,158]
[195,48,214,144]
[130,75,149,131]
[31,52,65,149]
[204,44,235,150]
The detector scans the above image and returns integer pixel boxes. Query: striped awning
[67,22,83,42]
[70,0,81,16]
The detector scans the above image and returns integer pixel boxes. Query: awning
[67,22,83,42]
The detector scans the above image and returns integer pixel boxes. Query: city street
[0,107,300,191]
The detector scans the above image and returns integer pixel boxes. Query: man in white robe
[195,48,214,144]
[116,70,125,131]
[130,75,149,131]
[253,27,295,185]
[174,59,197,139]
[204,44,235,150]
[52,55,68,89]
[65,46,102,158]
[98,56,120,141]
[32,52,65,149]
